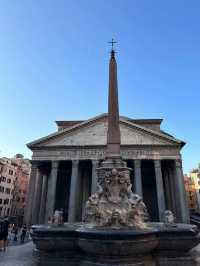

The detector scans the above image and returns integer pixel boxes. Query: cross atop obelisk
[108,38,117,51]
[106,39,121,158]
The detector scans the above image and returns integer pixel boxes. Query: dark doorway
[141,160,159,221]
[55,161,72,222]
[76,160,92,221]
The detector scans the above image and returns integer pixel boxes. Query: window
[5,188,11,194]
[7,178,11,184]
[22,197,25,203]
[9,170,13,175]
[0,199,2,204]
[0,186,4,193]
[1,176,6,182]
[3,199,9,205]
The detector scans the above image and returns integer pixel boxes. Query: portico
[25,132,189,225]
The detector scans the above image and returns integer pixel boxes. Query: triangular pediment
[28,114,182,148]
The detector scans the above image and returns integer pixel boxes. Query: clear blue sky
[0,1,199,173]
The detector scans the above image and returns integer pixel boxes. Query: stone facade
[184,174,198,211]
[26,114,189,225]
[185,165,200,212]
[0,157,17,217]
[0,154,31,224]
[10,154,31,225]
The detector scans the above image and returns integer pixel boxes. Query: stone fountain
[31,47,200,266]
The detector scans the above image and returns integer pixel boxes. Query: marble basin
[31,222,200,266]
[77,226,158,257]
[148,222,200,256]
[31,223,79,253]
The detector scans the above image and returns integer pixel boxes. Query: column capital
[51,161,59,169]
[30,160,39,169]
[72,160,79,168]
[134,159,141,168]
[175,159,182,168]
[154,159,161,168]
[92,159,99,166]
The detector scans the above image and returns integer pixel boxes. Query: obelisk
[84,41,148,228]
[106,48,121,158]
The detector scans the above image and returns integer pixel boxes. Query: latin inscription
[32,147,180,161]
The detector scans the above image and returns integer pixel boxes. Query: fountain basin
[31,222,200,266]
[148,222,200,256]
[32,223,157,256]
[77,226,158,257]
[31,224,79,253]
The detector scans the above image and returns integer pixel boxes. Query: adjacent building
[10,154,31,225]
[184,174,198,212]
[185,165,200,212]
[0,154,31,224]
[0,157,18,217]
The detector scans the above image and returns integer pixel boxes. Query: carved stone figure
[84,166,148,229]
[53,210,64,225]
[163,210,176,226]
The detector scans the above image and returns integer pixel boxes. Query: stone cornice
[30,144,182,151]
[27,114,185,149]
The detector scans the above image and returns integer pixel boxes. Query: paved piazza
[0,241,200,266]
[0,242,77,266]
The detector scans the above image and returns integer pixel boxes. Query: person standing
[0,218,4,251]
[13,225,18,242]
[2,217,9,251]
[20,224,27,244]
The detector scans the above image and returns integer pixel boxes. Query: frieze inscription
[32,147,180,161]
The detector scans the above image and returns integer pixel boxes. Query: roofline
[56,120,84,126]
[55,115,163,126]
[27,113,184,149]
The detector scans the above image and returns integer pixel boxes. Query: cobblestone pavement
[0,242,78,266]
[1,241,200,266]
[0,242,37,266]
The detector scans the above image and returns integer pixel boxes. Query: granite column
[25,161,38,225]
[39,173,48,224]
[45,161,59,222]
[134,159,143,197]
[68,160,79,222]
[154,160,166,221]
[32,166,43,224]
[174,159,189,223]
[91,160,99,194]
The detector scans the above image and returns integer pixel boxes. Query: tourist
[2,217,9,251]
[0,218,4,251]
[12,224,18,242]
[20,224,27,244]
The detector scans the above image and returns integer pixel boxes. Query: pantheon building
[26,113,189,225]
[26,54,189,226]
